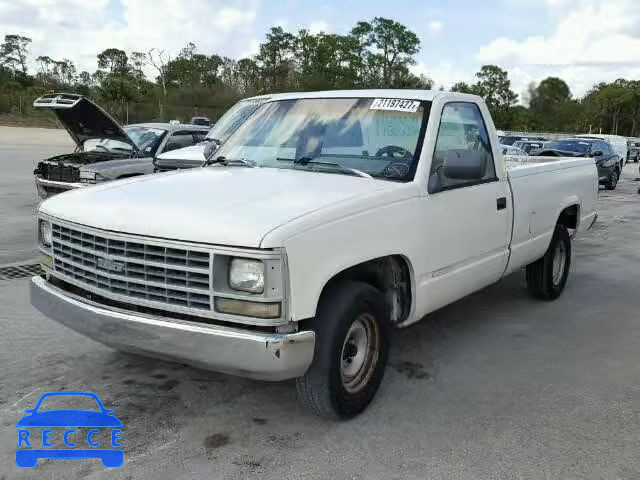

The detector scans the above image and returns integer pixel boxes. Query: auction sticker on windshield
[370,98,421,113]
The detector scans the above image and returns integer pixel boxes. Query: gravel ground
[1,127,639,479]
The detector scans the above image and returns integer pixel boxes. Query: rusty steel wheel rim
[340,313,380,393]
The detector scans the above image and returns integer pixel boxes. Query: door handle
[496,197,507,210]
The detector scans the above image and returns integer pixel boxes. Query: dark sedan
[535,138,620,190]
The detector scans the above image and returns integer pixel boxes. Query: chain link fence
[0,93,227,128]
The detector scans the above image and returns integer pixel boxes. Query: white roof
[249,89,481,103]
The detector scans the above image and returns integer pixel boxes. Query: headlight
[229,258,265,293]
[39,220,52,247]
[79,171,107,184]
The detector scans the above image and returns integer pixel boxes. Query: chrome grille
[41,163,80,182]
[51,223,212,311]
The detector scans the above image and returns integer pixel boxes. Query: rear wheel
[605,169,619,190]
[526,224,571,300]
[296,281,390,419]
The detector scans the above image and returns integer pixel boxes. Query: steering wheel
[375,145,413,159]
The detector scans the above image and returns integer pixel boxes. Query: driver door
[416,102,512,315]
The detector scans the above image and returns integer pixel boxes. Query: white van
[576,134,628,168]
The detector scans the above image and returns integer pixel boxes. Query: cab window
[164,131,199,152]
[429,102,496,192]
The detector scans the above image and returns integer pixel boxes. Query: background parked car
[576,134,628,168]
[501,144,529,157]
[154,94,279,172]
[499,135,546,146]
[32,93,209,198]
[627,139,640,163]
[190,116,212,126]
[513,140,546,155]
[535,138,620,190]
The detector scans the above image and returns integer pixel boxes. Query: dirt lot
[1,126,639,479]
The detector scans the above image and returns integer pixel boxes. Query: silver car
[33,93,209,198]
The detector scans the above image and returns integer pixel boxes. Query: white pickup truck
[31,90,598,419]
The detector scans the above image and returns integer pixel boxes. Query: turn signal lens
[214,297,281,319]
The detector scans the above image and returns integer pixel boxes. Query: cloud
[476,0,640,97]
[309,20,329,34]
[411,61,471,90]
[0,0,260,75]
[427,20,442,35]
[214,7,257,30]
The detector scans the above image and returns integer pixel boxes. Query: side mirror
[592,150,603,157]
[203,141,219,160]
[443,149,487,180]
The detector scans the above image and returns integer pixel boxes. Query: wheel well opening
[558,205,579,230]
[320,256,412,326]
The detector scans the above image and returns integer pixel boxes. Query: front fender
[80,157,154,180]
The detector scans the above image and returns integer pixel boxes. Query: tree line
[0,19,639,135]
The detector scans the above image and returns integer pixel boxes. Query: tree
[165,43,222,89]
[130,51,147,81]
[35,55,56,86]
[235,58,260,95]
[472,65,517,127]
[528,77,579,132]
[97,48,129,75]
[294,31,360,90]
[450,82,476,94]
[53,59,77,86]
[148,48,170,97]
[349,18,420,87]
[0,34,31,76]
[256,26,296,92]
[78,71,92,86]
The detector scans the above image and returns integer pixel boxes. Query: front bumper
[30,276,315,381]
[34,176,83,198]
[596,165,615,183]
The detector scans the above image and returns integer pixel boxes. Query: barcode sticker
[370,98,421,113]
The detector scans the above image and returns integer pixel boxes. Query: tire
[526,224,571,300]
[296,281,390,419]
[605,169,619,190]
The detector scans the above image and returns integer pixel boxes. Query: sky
[1,0,639,104]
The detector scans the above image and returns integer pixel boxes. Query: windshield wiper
[276,157,373,179]
[204,156,255,167]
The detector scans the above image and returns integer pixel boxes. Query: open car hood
[33,93,139,152]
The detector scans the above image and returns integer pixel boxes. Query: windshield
[546,140,591,153]
[85,126,167,154]
[205,99,266,143]
[212,97,429,181]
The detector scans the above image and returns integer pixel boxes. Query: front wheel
[526,224,571,300]
[296,281,390,419]
[605,169,619,190]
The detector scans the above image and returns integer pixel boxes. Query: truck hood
[156,144,206,161]
[33,93,139,151]
[39,167,392,248]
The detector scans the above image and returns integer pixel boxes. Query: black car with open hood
[32,93,209,198]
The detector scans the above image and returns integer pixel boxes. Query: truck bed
[504,155,595,175]
[503,155,598,276]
